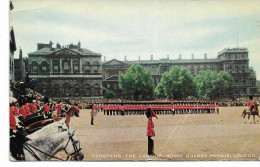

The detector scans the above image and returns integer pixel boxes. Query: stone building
[14,48,28,81]
[10,1,16,81]
[102,47,257,98]
[28,41,102,99]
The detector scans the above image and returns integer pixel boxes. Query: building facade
[10,1,16,81]
[28,41,103,99]
[14,48,28,81]
[102,48,257,98]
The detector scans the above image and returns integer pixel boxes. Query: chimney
[125,56,127,61]
[104,56,106,62]
[56,42,61,49]
[179,54,182,59]
[139,55,140,61]
[19,47,22,60]
[151,54,153,61]
[192,54,194,59]
[204,53,207,59]
[167,54,169,60]
[78,41,81,50]
[49,40,53,49]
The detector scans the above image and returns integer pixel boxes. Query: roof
[29,47,101,56]
[102,59,128,66]
[28,43,101,56]
[103,75,119,81]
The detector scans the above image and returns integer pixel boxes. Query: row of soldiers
[91,102,219,116]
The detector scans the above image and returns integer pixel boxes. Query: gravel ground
[55,107,260,161]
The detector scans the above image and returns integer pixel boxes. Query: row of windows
[31,61,100,74]
[159,65,218,74]
[38,83,101,96]
[225,54,247,60]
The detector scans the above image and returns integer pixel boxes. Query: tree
[102,87,117,99]
[194,70,234,99]
[194,70,218,99]
[155,66,197,99]
[118,64,155,100]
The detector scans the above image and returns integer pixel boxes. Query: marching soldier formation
[91,101,219,116]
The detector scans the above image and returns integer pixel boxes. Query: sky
[9,0,260,79]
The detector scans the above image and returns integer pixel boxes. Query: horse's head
[254,101,259,106]
[66,106,79,117]
[64,129,84,161]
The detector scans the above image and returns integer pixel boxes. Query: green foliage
[118,64,155,100]
[194,70,234,99]
[155,66,197,99]
[257,81,260,92]
[102,87,117,99]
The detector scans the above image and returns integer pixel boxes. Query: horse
[10,118,69,160]
[27,118,68,140]
[22,129,84,161]
[64,105,79,129]
[241,101,260,124]
[26,106,79,139]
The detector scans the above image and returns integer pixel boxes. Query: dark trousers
[148,136,154,155]
[91,116,94,125]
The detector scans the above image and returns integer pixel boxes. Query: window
[42,66,47,71]
[107,84,111,88]
[84,62,90,73]
[63,83,70,96]
[85,84,91,96]
[31,61,38,74]
[74,84,81,96]
[53,61,59,73]
[63,60,70,73]
[93,62,99,73]
[41,61,48,73]
[94,84,100,96]
[64,62,69,70]
[160,66,168,74]
[73,60,79,73]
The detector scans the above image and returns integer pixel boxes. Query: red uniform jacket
[25,103,31,116]
[30,103,37,113]
[19,105,27,118]
[248,100,253,109]
[10,106,19,116]
[43,104,50,114]
[147,119,155,137]
[57,104,62,114]
[10,112,16,130]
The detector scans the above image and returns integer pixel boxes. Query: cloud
[11,0,260,79]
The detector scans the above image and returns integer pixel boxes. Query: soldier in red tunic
[91,108,94,125]
[145,108,158,156]
[10,100,19,131]
[248,96,254,114]
[30,100,38,114]
[43,102,51,118]
[19,103,27,119]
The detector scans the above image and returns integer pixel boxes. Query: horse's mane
[27,118,67,140]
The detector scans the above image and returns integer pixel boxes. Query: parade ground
[57,106,260,161]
